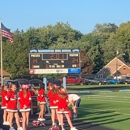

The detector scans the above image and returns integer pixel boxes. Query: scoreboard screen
[29,49,81,74]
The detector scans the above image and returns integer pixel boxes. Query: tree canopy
[1,21,130,79]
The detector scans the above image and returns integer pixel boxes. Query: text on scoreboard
[29,49,81,74]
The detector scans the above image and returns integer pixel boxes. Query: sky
[0,0,130,34]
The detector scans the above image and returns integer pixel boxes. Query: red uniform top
[18,90,31,111]
[57,94,69,112]
[6,90,18,112]
[47,90,58,108]
[37,88,46,104]
[30,90,35,97]
[1,90,8,109]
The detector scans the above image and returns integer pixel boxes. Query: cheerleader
[57,87,78,130]
[1,84,9,125]
[28,84,35,97]
[6,83,23,130]
[31,84,37,94]
[18,84,31,130]
[47,83,60,126]
[37,83,46,121]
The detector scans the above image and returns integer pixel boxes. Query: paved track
[0,110,116,130]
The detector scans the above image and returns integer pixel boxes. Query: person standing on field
[18,84,31,130]
[37,83,46,121]
[57,87,78,130]
[68,94,81,118]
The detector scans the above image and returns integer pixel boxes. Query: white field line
[82,95,130,99]
[82,95,130,101]
[86,97,130,101]
[82,97,130,103]
[86,108,130,116]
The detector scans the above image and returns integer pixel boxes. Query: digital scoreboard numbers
[29,49,81,74]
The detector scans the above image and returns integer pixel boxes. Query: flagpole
[0,19,3,85]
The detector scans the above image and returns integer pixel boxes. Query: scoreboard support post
[63,77,66,89]
[43,77,47,90]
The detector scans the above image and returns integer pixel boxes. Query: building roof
[97,57,130,75]
[0,69,10,76]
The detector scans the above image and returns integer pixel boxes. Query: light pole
[115,50,124,81]
[0,19,3,86]
[116,50,118,81]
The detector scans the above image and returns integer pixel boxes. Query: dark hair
[51,85,58,95]
[59,92,67,99]
[39,83,45,90]
[59,86,64,89]
[2,84,7,90]
[9,83,17,94]
[10,83,16,88]
[47,82,52,87]
[58,86,67,98]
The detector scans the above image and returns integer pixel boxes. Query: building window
[98,74,103,79]
[123,68,126,70]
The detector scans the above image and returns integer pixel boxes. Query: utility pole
[116,50,118,81]
[0,19,3,86]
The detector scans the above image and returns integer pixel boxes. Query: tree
[87,45,104,73]
[24,22,83,50]
[80,50,93,75]
[102,21,130,64]
[2,21,130,78]
[93,23,118,33]
[3,34,30,78]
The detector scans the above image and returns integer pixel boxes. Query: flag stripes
[1,23,14,43]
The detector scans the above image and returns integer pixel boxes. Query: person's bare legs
[40,104,45,118]
[51,108,56,125]
[3,109,8,123]
[21,112,26,130]
[38,108,41,119]
[56,109,61,125]
[73,106,77,114]
[73,106,78,118]
[8,112,14,128]
[7,112,10,122]
[25,111,30,130]
[64,113,73,128]
[59,113,64,129]
[14,112,21,128]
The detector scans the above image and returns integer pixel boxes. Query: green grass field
[67,84,130,89]
[75,91,130,130]
[1,84,130,130]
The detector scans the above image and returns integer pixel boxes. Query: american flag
[1,23,14,43]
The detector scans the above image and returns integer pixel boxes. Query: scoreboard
[29,49,81,74]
